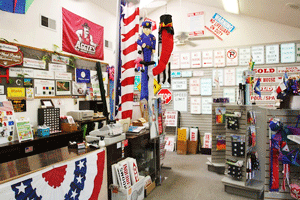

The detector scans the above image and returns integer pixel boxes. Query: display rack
[207,103,227,174]
[222,105,265,199]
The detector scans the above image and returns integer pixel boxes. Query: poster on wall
[34,80,55,97]
[188,12,205,36]
[281,43,296,63]
[202,51,213,67]
[201,97,212,114]
[11,100,26,112]
[266,44,279,64]
[191,97,201,114]
[204,13,235,41]
[297,43,300,62]
[76,68,90,83]
[212,69,224,86]
[251,46,265,65]
[23,58,46,69]
[62,8,104,60]
[224,68,236,86]
[236,67,247,85]
[223,88,236,103]
[172,79,187,90]
[191,51,202,68]
[173,92,188,112]
[201,78,212,96]
[239,48,251,66]
[171,53,180,69]
[214,50,225,67]
[56,80,71,95]
[226,48,238,66]
[180,53,191,69]
[189,78,201,95]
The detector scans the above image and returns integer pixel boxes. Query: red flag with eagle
[0,149,105,200]
[115,1,140,119]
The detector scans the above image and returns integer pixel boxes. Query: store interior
[1,0,300,199]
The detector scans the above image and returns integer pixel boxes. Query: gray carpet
[146,151,251,200]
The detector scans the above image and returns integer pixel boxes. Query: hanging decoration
[0,0,35,14]
[107,65,115,121]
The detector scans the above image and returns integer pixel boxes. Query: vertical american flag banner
[115,0,140,119]
[0,149,105,200]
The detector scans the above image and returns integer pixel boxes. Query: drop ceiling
[90,0,300,28]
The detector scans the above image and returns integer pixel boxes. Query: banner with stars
[0,149,105,200]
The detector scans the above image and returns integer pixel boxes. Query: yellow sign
[137,79,161,94]
[7,87,25,98]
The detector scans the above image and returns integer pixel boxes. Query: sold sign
[253,68,276,74]
[157,89,172,104]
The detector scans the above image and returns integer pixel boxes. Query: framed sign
[226,48,238,66]
[40,99,54,108]
[56,80,71,95]
[189,78,201,95]
[224,68,236,86]
[214,50,225,67]
[252,46,265,65]
[180,53,191,69]
[172,79,187,90]
[190,97,201,114]
[239,48,251,66]
[34,80,55,97]
[281,43,295,63]
[173,92,188,112]
[266,44,279,64]
[202,51,213,67]
[201,78,212,96]
[191,51,202,68]
[202,97,212,114]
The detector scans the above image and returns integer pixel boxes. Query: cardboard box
[177,140,187,155]
[187,140,198,154]
[145,181,156,197]
[111,176,145,200]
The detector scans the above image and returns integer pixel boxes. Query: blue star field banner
[76,68,90,83]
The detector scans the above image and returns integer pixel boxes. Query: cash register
[86,121,126,148]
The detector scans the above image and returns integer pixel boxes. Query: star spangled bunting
[64,158,87,200]
[11,179,42,200]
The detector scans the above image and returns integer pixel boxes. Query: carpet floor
[145,151,252,200]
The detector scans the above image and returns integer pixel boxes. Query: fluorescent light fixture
[222,0,239,14]
[140,0,167,9]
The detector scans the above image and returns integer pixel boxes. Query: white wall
[147,0,300,50]
[0,0,116,128]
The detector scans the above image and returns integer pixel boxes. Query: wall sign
[188,12,205,36]
[56,80,71,95]
[278,66,300,73]
[165,111,178,127]
[34,70,54,79]
[76,68,90,83]
[180,53,191,69]
[212,69,224,86]
[253,67,276,74]
[236,67,247,85]
[214,50,225,67]
[226,48,238,66]
[172,79,187,90]
[191,51,202,68]
[201,97,212,114]
[34,79,55,96]
[201,78,212,96]
[224,68,236,86]
[9,68,34,78]
[51,54,70,65]
[239,48,251,66]
[72,81,87,95]
[23,58,46,69]
[250,95,276,101]
[223,88,236,103]
[254,77,282,83]
[281,43,296,63]
[157,89,172,104]
[251,46,265,64]
[202,51,213,67]
[54,72,72,80]
[189,78,201,95]
[173,92,188,112]
[171,71,182,78]
[204,13,235,41]
[7,87,25,98]
[11,100,26,112]
[261,86,276,93]
[266,44,279,64]
[48,63,67,72]
[193,70,204,77]
[190,97,201,114]
[0,43,23,68]
[171,53,180,69]
[182,71,193,77]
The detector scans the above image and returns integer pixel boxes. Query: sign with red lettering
[202,50,213,67]
[250,95,276,101]
[157,89,172,104]
[214,50,225,67]
[188,12,205,36]
[165,111,178,127]
[254,77,282,83]
[226,48,238,66]
[253,67,276,74]
[278,66,300,73]
[261,86,276,93]
[191,51,202,68]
